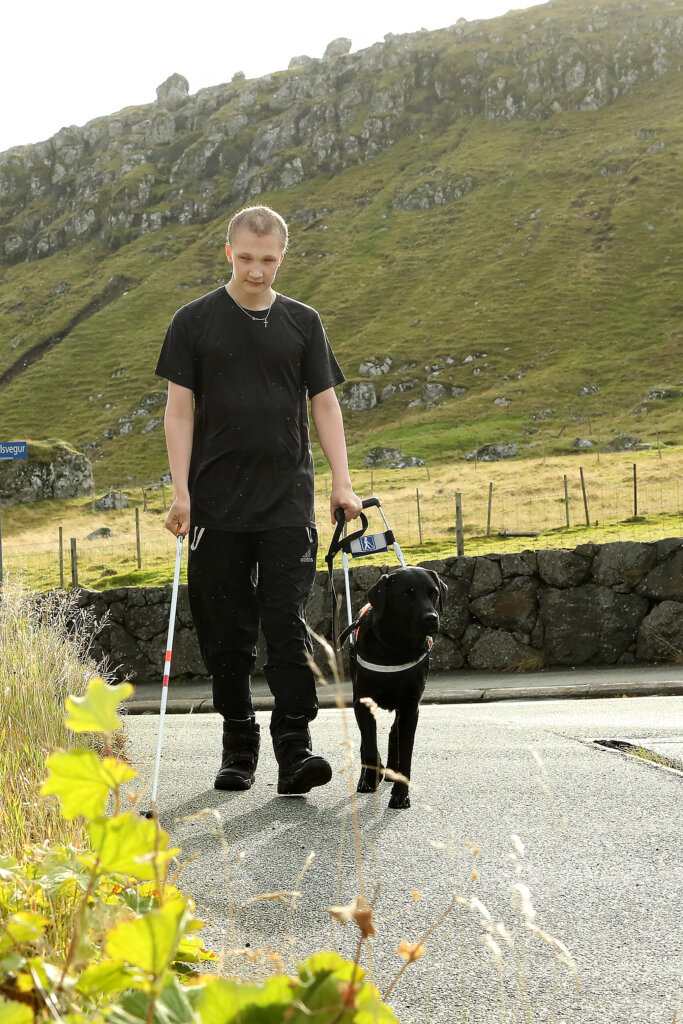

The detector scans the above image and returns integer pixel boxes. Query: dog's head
[367,566,448,642]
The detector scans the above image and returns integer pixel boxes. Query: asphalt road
[126,696,683,1024]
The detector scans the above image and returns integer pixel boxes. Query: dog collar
[354,638,433,674]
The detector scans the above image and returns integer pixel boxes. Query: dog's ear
[425,569,448,613]
[368,574,389,617]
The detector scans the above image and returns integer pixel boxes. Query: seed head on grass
[510,834,526,857]
[483,934,503,967]
[358,696,380,721]
[396,940,425,963]
[249,891,301,904]
[327,896,376,938]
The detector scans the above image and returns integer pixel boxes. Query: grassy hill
[0,0,682,490]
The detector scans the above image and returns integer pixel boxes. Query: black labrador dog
[348,566,447,809]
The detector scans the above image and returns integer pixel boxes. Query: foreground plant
[0,580,104,857]
[0,677,397,1024]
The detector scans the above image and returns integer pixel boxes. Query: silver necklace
[230,290,275,328]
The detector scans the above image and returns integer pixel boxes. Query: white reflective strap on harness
[190,526,205,551]
[354,638,433,674]
[349,531,391,557]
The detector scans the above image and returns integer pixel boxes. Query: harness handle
[324,498,384,667]
[327,497,381,558]
[326,507,369,563]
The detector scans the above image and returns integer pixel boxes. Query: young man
[156,205,361,796]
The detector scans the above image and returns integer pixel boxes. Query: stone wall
[77,538,683,685]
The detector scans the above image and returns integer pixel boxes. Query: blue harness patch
[349,532,390,557]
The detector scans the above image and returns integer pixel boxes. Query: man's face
[225,228,285,300]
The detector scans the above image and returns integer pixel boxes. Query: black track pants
[187,526,318,727]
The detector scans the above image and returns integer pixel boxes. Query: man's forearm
[311,389,362,523]
[164,411,194,497]
[311,392,351,483]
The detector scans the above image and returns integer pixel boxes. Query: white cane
[144,533,184,818]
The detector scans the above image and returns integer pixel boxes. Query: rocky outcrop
[77,536,683,684]
[339,381,377,410]
[93,490,129,511]
[323,38,352,60]
[156,74,190,110]
[604,433,647,452]
[364,447,425,469]
[359,356,392,377]
[2,0,682,265]
[0,441,93,503]
[466,443,518,462]
[392,174,477,210]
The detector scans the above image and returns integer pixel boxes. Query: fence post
[633,463,638,518]
[370,470,374,494]
[142,488,148,512]
[486,481,493,535]
[70,538,78,589]
[416,488,423,545]
[135,507,142,569]
[579,467,590,527]
[656,429,662,459]
[59,526,64,589]
[563,475,570,528]
[455,492,464,556]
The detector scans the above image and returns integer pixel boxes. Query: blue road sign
[0,441,27,460]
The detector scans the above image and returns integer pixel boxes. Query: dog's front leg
[387,707,419,809]
[354,700,383,792]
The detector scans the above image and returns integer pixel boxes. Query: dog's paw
[388,792,411,810]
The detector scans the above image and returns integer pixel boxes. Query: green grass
[631,746,683,772]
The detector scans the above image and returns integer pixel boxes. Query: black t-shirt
[155,286,345,531]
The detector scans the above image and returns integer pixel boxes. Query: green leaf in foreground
[105,899,189,976]
[0,997,34,1024]
[195,975,292,1024]
[294,953,398,1024]
[110,975,198,1024]
[194,955,399,1024]
[0,858,20,883]
[88,814,181,880]
[42,749,136,820]
[0,913,49,953]
[76,959,146,997]
[65,677,133,734]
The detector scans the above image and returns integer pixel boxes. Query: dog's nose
[422,612,439,630]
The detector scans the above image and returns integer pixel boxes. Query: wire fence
[2,455,682,591]
[357,474,683,548]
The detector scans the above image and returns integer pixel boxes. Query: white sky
[2,0,546,154]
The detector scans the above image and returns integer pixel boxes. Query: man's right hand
[165,496,191,537]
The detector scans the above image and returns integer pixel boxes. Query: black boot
[272,715,332,796]
[214,718,260,791]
